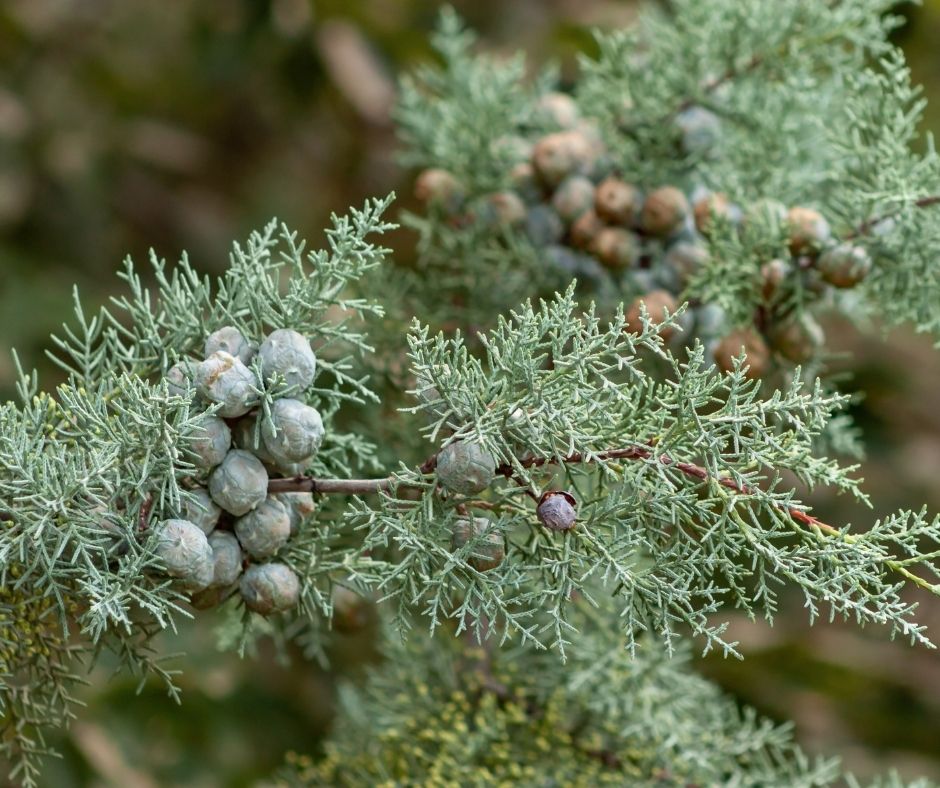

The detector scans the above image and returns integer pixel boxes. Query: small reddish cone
[537,490,577,532]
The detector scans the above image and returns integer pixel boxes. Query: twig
[620,54,764,134]
[844,194,940,240]
[267,476,396,495]
[268,445,827,530]
[265,445,938,595]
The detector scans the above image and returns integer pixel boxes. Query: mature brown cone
[592,227,641,269]
[786,206,831,256]
[332,586,371,634]
[414,168,463,208]
[531,130,594,187]
[486,191,527,228]
[693,192,733,235]
[769,314,824,364]
[760,259,791,301]
[569,209,604,249]
[817,243,872,288]
[595,176,641,225]
[536,490,577,532]
[714,329,770,380]
[625,290,678,338]
[641,186,690,237]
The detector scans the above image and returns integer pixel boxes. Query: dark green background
[1,1,939,784]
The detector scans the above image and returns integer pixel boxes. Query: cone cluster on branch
[415,94,874,381]
[152,326,326,614]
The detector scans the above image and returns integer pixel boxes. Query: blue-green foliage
[4,1,940,785]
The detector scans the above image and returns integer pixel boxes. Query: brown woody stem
[267,477,396,495]
[268,444,831,530]
[268,445,938,593]
[846,194,940,239]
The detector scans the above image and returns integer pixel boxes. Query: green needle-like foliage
[2,2,940,785]
[1,200,397,783]
[276,599,904,787]
[396,2,940,349]
[345,285,939,658]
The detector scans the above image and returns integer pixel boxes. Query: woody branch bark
[268,445,828,532]
[268,444,939,594]
[846,194,940,240]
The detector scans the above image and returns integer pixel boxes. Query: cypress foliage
[3,2,940,784]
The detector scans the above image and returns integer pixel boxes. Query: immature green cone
[189,585,228,611]
[165,359,198,398]
[436,441,497,495]
[451,516,505,571]
[259,329,317,391]
[208,449,269,516]
[195,351,258,417]
[664,241,709,285]
[676,105,722,154]
[180,487,221,535]
[187,414,232,472]
[207,530,243,588]
[205,326,256,366]
[240,562,301,615]
[153,518,214,591]
[551,175,596,223]
[261,398,324,466]
[271,491,315,536]
[535,91,579,128]
[525,204,565,247]
[232,413,275,463]
[234,496,291,559]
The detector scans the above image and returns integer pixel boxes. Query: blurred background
[1,0,939,784]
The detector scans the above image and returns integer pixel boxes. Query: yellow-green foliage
[276,611,842,787]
